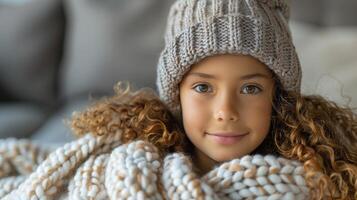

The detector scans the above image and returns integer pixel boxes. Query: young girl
[1,0,356,199]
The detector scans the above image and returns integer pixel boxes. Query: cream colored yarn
[0,130,309,200]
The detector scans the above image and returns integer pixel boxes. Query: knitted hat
[156,0,302,116]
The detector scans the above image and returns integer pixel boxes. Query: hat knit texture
[0,134,310,199]
[156,0,302,115]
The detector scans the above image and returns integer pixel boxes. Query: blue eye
[193,84,212,93]
[241,85,262,95]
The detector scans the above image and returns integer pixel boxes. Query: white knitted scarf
[0,130,310,200]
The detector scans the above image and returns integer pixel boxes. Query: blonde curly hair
[69,81,357,200]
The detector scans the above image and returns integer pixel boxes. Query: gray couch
[290,0,357,109]
[1,0,356,145]
[0,0,175,144]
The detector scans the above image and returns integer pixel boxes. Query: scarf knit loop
[0,130,310,200]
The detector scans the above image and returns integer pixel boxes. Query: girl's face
[179,54,275,171]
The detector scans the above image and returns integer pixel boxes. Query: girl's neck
[192,149,218,177]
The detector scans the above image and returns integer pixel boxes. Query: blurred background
[0,0,356,146]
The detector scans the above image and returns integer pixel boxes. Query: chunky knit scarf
[0,130,309,200]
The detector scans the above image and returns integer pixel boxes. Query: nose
[214,93,239,122]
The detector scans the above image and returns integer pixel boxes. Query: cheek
[241,98,272,133]
[180,94,209,132]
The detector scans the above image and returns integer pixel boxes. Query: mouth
[205,132,248,145]
[205,132,248,137]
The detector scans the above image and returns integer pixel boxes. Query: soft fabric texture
[156,0,302,116]
[0,0,65,105]
[30,97,92,144]
[290,0,357,26]
[59,0,174,100]
[290,20,357,109]
[0,131,309,199]
[0,103,46,138]
[0,0,174,143]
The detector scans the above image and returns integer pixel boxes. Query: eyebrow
[187,72,271,80]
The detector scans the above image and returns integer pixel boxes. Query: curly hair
[269,82,357,200]
[69,81,357,199]
[69,82,193,157]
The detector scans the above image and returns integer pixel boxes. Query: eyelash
[192,83,262,95]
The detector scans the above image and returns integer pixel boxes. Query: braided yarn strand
[202,155,309,199]
[0,137,309,199]
[105,140,163,200]
[0,138,51,178]
[68,154,110,199]
[1,130,123,200]
[163,152,309,200]
[0,176,26,198]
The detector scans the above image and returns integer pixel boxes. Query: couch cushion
[0,103,46,138]
[0,0,65,105]
[30,96,92,144]
[59,0,175,100]
[291,21,357,108]
[325,0,357,26]
[290,0,325,26]
[291,0,357,26]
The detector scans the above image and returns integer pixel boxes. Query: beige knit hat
[156,0,302,116]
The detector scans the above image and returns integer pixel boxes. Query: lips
[206,132,248,145]
[206,132,248,137]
